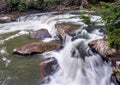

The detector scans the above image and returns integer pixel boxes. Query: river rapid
[0,10,114,85]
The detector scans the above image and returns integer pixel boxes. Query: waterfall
[43,38,114,85]
[0,10,114,85]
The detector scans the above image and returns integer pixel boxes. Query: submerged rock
[13,42,59,55]
[39,57,59,78]
[55,23,80,40]
[30,29,52,39]
[88,39,116,58]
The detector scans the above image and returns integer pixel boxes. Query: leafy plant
[96,1,120,50]
[18,2,29,11]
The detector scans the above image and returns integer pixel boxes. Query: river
[0,10,114,85]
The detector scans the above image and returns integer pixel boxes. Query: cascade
[0,11,114,85]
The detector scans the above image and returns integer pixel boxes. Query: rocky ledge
[89,38,120,84]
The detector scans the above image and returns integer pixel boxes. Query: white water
[0,10,114,85]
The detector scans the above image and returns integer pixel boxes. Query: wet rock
[108,53,120,62]
[13,42,59,55]
[55,23,80,40]
[30,29,52,39]
[111,73,120,85]
[0,15,11,23]
[112,64,120,84]
[89,38,120,84]
[39,57,59,78]
[113,61,120,72]
[88,39,116,58]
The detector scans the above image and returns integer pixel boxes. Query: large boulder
[55,23,80,40]
[13,42,59,55]
[89,38,120,84]
[88,39,116,58]
[39,57,59,78]
[30,29,52,39]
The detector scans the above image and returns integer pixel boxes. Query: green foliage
[7,0,29,11]
[33,0,45,9]
[89,0,99,4]
[99,1,120,50]
[18,2,29,11]
[7,0,19,7]
[81,11,91,24]
[6,0,60,11]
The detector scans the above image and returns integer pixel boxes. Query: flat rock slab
[13,42,60,55]
[30,29,52,39]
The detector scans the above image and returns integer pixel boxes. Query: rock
[88,39,116,58]
[13,42,59,55]
[39,57,59,78]
[89,38,120,84]
[112,70,120,84]
[108,53,120,61]
[111,73,120,85]
[55,23,80,40]
[0,15,11,23]
[113,61,120,72]
[30,29,52,39]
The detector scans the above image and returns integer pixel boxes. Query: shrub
[100,1,120,50]
[18,2,29,11]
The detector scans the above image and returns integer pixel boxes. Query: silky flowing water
[0,10,114,85]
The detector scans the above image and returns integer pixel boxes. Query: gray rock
[30,29,52,39]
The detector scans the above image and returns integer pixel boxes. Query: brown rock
[55,23,80,39]
[88,39,116,58]
[13,42,59,55]
[108,53,120,61]
[39,57,59,78]
[30,29,52,39]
